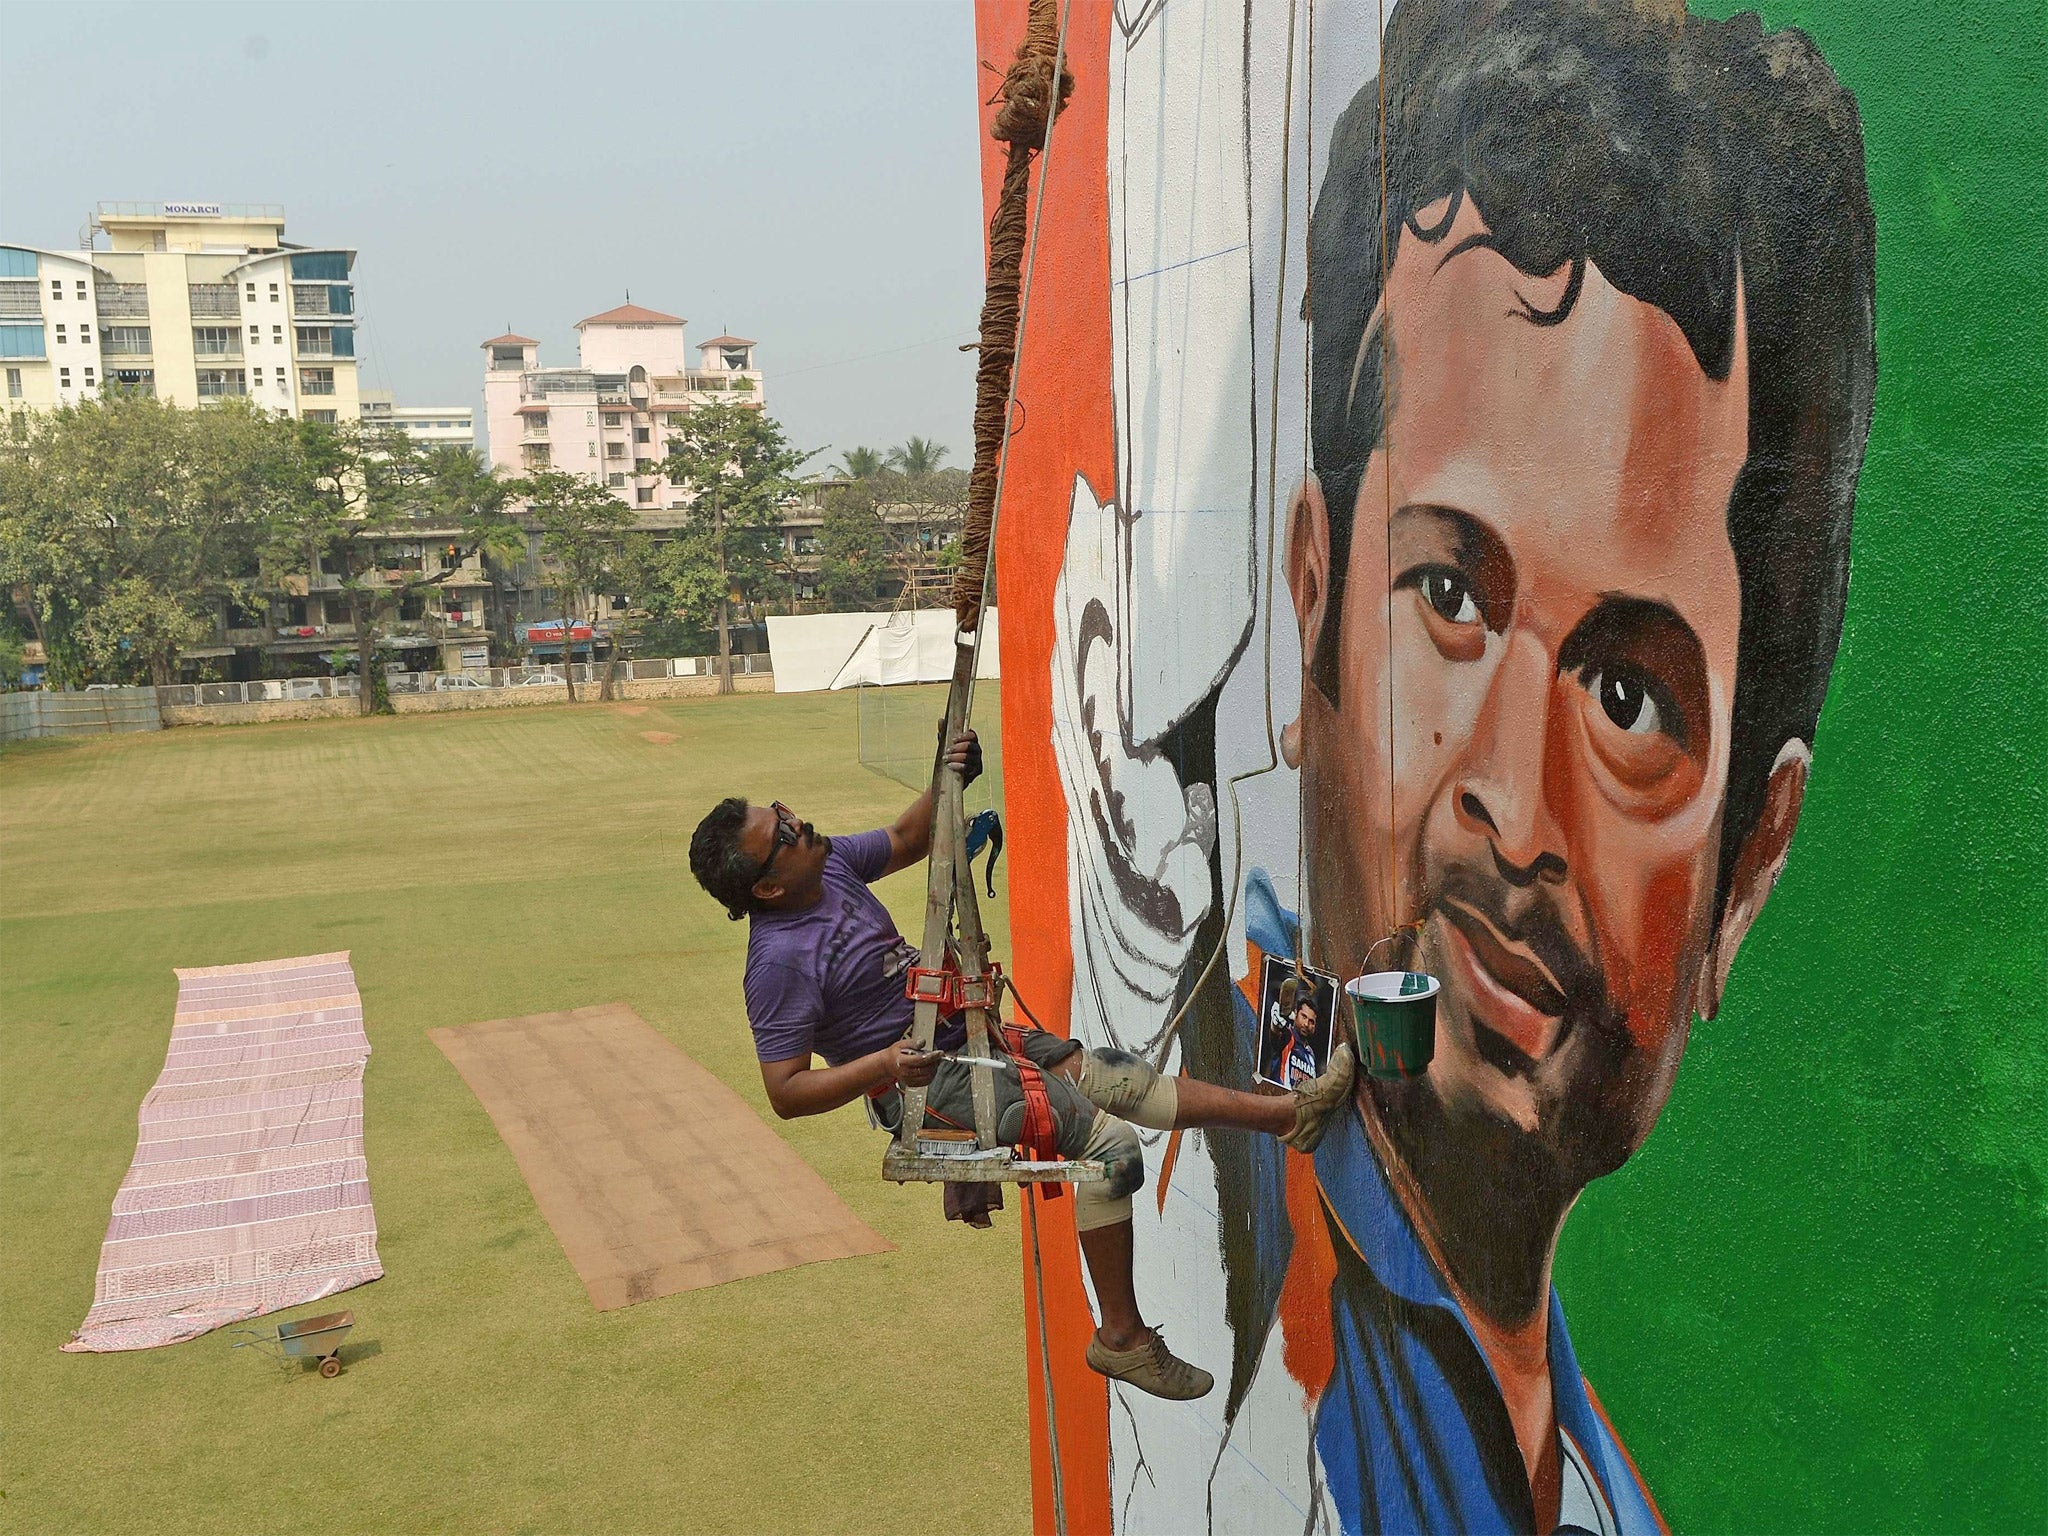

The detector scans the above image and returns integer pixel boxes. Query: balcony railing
[96,284,149,319]
[98,201,284,220]
[685,372,761,392]
[522,372,594,399]
[0,283,39,319]
[188,284,241,318]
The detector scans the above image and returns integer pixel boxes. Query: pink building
[481,304,763,513]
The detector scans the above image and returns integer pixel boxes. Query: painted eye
[1587,668,1663,735]
[1421,570,1479,625]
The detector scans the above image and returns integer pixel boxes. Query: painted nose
[1451,630,1568,886]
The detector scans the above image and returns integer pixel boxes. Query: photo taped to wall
[1255,955,1339,1091]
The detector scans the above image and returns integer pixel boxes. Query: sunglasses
[755,801,804,885]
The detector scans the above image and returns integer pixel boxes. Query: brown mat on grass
[430,1004,890,1309]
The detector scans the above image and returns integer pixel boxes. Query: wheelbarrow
[231,1309,355,1378]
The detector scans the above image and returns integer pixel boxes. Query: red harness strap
[1003,1022,1065,1199]
[904,960,1067,1196]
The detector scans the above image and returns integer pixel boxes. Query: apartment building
[360,389,475,451]
[177,524,499,680]
[481,304,762,515]
[1,202,359,420]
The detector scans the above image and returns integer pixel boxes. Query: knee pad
[1076,1047,1179,1132]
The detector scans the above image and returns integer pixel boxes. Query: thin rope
[1263,0,1306,995]
[1024,1181,1069,1536]
[1378,0,1399,944]
[1145,0,1302,1072]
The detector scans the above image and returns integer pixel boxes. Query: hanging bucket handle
[1359,921,1423,976]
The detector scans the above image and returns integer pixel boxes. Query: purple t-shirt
[744,828,960,1066]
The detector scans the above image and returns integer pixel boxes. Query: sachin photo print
[1255,956,1339,1091]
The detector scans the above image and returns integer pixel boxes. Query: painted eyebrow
[1391,502,1493,558]
[1556,594,1710,749]
[1557,594,1700,662]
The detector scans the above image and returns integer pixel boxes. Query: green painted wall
[1555,2,2047,1528]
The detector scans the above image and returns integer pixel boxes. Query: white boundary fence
[155,654,771,708]
[0,687,163,742]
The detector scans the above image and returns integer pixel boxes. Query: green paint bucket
[1346,971,1441,1081]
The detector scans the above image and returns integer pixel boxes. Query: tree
[421,445,526,661]
[270,418,399,713]
[886,436,952,478]
[816,481,894,610]
[887,464,969,606]
[659,403,811,693]
[0,394,298,686]
[516,470,635,702]
[271,420,515,714]
[0,625,24,691]
[834,445,887,480]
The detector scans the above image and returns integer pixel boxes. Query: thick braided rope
[954,0,1073,631]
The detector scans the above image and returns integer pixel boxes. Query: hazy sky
[0,1,988,470]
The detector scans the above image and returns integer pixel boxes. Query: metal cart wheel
[319,1356,342,1378]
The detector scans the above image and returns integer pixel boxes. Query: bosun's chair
[880,635,1102,1194]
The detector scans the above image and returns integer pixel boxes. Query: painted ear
[1287,475,1333,651]
[1282,477,1333,768]
[1695,741,1811,1020]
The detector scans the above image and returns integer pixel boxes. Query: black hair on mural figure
[1306,0,1876,921]
[690,796,761,920]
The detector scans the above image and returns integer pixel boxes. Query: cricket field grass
[0,687,1028,1536]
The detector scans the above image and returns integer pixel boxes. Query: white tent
[765,610,1000,693]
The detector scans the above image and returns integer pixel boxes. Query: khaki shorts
[870,1028,1175,1231]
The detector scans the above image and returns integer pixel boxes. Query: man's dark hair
[1306,0,1875,917]
[690,797,761,921]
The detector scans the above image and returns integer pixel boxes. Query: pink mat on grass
[63,952,384,1353]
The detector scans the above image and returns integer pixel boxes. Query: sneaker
[1085,1327,1214,1401]
[1281,1041,1356,1153]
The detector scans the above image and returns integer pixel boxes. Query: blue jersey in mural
[1242,869,1666,1536]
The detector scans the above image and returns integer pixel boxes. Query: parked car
[435,673,490,691]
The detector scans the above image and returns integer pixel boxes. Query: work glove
[937,721,984,787]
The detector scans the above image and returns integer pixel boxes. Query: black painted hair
[690,797,760,921]
[1307,0,1875,919]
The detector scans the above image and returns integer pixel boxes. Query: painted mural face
[1027,0,1874,1530]
[1289,194,1754,1184]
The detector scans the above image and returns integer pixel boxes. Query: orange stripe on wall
[975,2,1117,1531]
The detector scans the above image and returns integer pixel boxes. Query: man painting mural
[1260,0,1875,1528]
[686,734,1359,1405]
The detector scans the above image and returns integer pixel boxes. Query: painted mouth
[1439,899,1570,1073]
